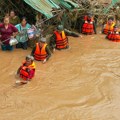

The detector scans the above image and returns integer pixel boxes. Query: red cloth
[28,69,35,79]
[0,23,18,45]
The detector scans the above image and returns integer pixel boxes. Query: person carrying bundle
[15,17,31,50]
[0,17,18,51]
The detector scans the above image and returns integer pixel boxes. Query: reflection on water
[0,34,120,120]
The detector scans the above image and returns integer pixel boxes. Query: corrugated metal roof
[52,0,79,9]
[46,0,60,9]
[24,0,55,18]
[24,0,78,18]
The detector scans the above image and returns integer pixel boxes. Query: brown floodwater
[0,33,120,120]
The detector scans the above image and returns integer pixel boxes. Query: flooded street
[0,34,120,120]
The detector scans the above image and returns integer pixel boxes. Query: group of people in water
[0,11,120,84]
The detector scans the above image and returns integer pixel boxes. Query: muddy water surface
[0,34,120,120]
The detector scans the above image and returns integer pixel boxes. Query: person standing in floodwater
[79,13,97,35]
[15,17,31,50]
[0,17,18,51]
[50,24,79,52]
[16,55,36,84]
[50,25,69,51]
[106,25,120,42]
[102,17,115,35]
[31,37,51,64]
